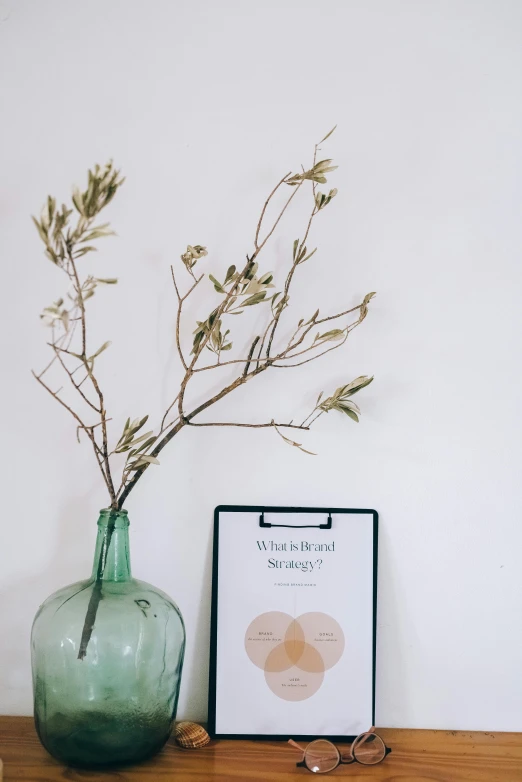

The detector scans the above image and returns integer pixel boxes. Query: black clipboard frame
[208,504,379,741]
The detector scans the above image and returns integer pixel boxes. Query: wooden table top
[0,717,521,781]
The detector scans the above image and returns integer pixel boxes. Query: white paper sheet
[212,509,376,737]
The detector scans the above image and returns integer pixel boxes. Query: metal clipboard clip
[259,512,332,530]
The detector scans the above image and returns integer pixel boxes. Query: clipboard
[208,505,378,740]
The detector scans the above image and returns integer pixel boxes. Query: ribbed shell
[174,721,210,749]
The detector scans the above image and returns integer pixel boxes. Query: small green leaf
[209,274,225,293]
[244,261,258,281]
[32,216,49,244]
[299,248,317,264]
[130,436,156,455]
[313,159,337,174]
[224,265,236,284]
[82,228,116,241]
[315,328,345,343]
[137,455,160,465]
[72,188,84,215]
[341,375,374,396]
[89,341,111,361]
[340,407,359,422]
[242,291,267,306]
[74,246,98,258]
[318,125,337,144]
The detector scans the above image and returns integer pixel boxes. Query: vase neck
[91,509,132,582]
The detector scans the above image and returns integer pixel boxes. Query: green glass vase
[31,509,185,768]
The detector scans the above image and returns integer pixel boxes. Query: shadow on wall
[177,525,214,722]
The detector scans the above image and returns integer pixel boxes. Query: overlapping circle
[245,611,344,701]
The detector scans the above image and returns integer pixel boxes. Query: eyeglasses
[288,728,391,774]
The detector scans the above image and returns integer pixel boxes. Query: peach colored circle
[295,612,345,671]
[264,638,324,675]
[244,611,293,670]
[283,618,306,666]
[265,664,324,701]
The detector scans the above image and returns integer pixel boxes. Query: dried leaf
[88,341,111,361]
[341,375,374,396]
[315,328,345,343]
[127,431,154,448]
[313,159,337,174]
[242,291,267,306]
[225,265,236,284]
[209,274,225,293]
[74,246,98,258]
[318,125,337,144]
[136,455,160,466]
[72,188,84,215]
[299,248,317,264]
[32,216,48,244]
[274,425,317,456]
[340,407,359,422]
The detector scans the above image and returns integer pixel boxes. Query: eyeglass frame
[288,727,392,772]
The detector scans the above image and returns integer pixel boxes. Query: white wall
[0,0,521,731]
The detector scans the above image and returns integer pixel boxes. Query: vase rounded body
[31,510,185,768]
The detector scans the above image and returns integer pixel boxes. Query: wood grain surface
[0,717,521,781]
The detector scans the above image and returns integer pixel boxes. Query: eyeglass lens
[353,732,387,764]
[304,739,340,773]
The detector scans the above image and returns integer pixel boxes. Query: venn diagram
[245,611,345,701]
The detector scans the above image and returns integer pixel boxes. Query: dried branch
[50,345,100,412]
[33,138,377,657]
[66,250,117,508]
[32,370,114,498]
[242,336,260,378]
[171,267,187,370]
[186,420,309,431]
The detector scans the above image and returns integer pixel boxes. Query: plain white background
[0,0,521,730]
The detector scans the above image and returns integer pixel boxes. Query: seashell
[174,721,210,749]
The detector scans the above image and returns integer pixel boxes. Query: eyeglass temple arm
[288,739,307,767]
[358,726,391,751]
[359,726,376,745]
[341,726,377,762]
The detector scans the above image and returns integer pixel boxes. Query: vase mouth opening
[98,508,129,527]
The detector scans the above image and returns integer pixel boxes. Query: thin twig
[254,172,291,250]
[186,420,310,431]
[32,370,114,498]
[272,333,349,368]
[171,267,187,370]
[51,346,100,412]
[160,394,180,434]
[242,336,260,378]
[256,183,302,255]
[68,249,117,507]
